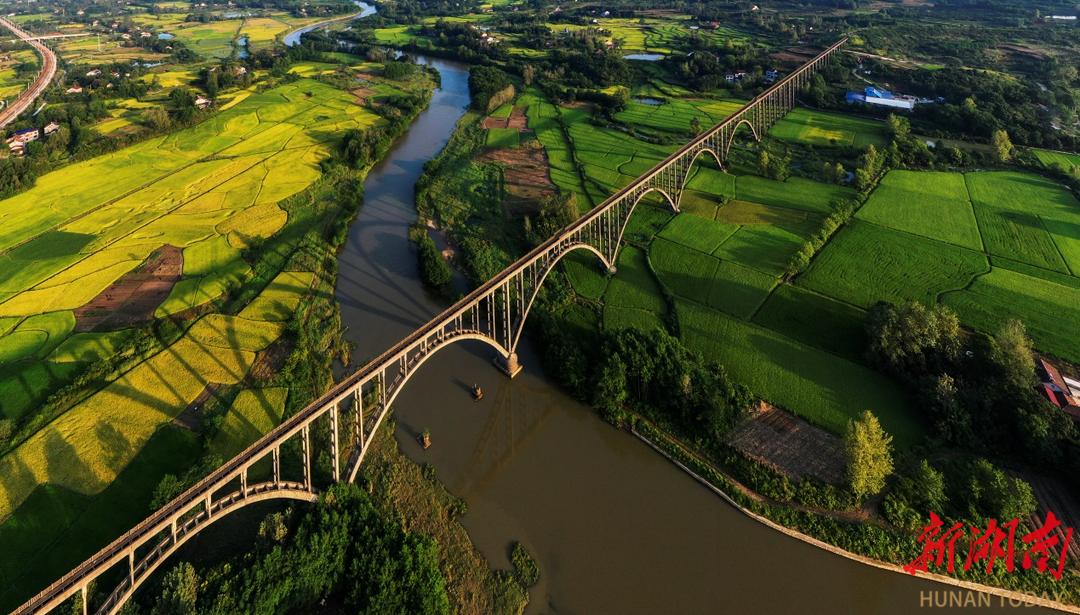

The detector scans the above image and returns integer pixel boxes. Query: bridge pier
[495,352,522,378]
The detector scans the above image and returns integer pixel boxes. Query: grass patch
[966,171,1080,274]
[714,200,810,226]
[649,237,719,304]
[0,362,85,422]
[768,107,888,148]
[604,245,666,314]
[50,331,134,363]
[603,306,667,332]
[484,128,520,148]
[713,224,812,277]
[562,250,608,300]
[736,176,854,214]
[704,261,777,319]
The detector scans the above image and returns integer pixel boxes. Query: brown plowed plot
[73,244,184,332]
[1009,472,1080,564]
[248,338,290,382]
[475,142,557,215]
[507,105,528,130]
[482,116,510,129]
[727,406,846,484]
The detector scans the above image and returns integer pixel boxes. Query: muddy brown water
[332,56,1057,615]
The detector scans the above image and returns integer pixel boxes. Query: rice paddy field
[1034,149,1080,171]
[799,169,1080,363]
[0,75,404,524]
[768,108,889,148]
[170,21,243,58]
[239,17,294,44]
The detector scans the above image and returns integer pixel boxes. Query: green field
[856,171,983,250]
[966,172,1080,274]
[171,21,242,58]
[943,267,1080,364]
[752,285,867,363]
[485,128,520,148]
[769,108,889,148]
[799,222,989,308]
[603,245,667,316]
[1034,149,1080,171]
[677,298,924,448]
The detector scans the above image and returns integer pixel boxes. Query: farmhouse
[66,85,83,93]
[11,128,40,143]
[194,96,213,109]
[846,86,925,111]
[43,121,60,135]
[1037,358,1080,420]
[86,68,102,76]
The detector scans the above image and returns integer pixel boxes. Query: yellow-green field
[170,21,242,58]
[239,17,293,44]
[0,73,407,520]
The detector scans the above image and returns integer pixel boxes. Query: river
[312,12,1055,615]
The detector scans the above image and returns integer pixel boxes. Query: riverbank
[629,420,1080,613]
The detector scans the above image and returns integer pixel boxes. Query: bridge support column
[80,584,87,615]
[273,446,280,486]
[329,406,340,483]
[205,493,212,520]
[302,425,311,492]
[495,352,522,378]
[128,549,134,590]
[240,469,248,499]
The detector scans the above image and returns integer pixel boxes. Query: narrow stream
[322,15,1055,615]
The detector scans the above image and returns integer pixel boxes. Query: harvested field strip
[727,406,846,484]
[798,222,990,309]
[676,298,925,449]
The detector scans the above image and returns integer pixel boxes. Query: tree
[535,192,578,238]
[417,235,453,288]
[992,319,1035,389]
[845,410,894,499]
[992,129,1013,163]
[150,474,184,511]
[146,107,170,130]
[885,113,910,139]
[756,150,771,177]
[689,116,702,136]
[152,562,198,615]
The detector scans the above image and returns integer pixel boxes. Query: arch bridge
[15,36,847,615]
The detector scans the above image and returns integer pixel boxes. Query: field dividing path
[0,16,58,130]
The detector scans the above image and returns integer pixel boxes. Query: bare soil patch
[248,339,291,383]
[481,116,510,129]
[507,105,528,131]
[74,244,184,332]
[727,404,846,484]
[475,141,557,215]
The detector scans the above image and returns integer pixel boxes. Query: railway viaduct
[14,36,848,615]
[0,17,58,130]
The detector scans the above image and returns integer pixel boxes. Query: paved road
[0,16,57,130]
